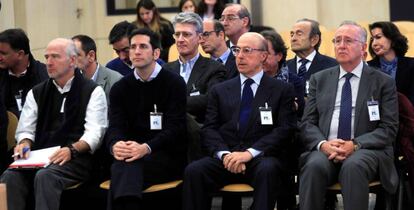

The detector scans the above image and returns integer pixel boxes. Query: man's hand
[124,141,150,162]
[334,141,355,162]
[223,151,252,174]
[112,141,132,160]
[49,147,71,166]
[13,140,31,160]
[320,139,346,160]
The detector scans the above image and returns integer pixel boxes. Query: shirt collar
[213,48,231,63]
[90,63,100,82]
[240,70,264,86]
[52,76,74,94]
[134,62,162,82]
[339,61,363,79]
[179,53,200,66]
[296,50,317,64]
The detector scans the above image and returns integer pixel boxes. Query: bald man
[183,32,297,210]
[0,38,107,210]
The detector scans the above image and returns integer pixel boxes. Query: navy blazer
[224,52,239,80]
[287,51,338,81]
[163,55,226,123]
[202,74,297,157]
[368,56,414,106]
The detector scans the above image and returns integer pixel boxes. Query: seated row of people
[0,5,413,210]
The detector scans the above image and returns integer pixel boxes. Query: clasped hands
[222,151,253,174]
[112,141,150,162]
[320,139,354,163]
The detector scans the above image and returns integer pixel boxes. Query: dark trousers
[299,150,379,210]
[183,156,283,210]
[0,155,91,210]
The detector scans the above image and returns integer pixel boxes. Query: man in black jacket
[0,28,48,117]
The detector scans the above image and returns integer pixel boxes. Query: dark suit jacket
[300,64,399,193]
[202,74,297,158]
[0,92,7,172]
[163,55,226,123]
[368,56,414,106]
[224,52,239,80]
[287,51,338,81]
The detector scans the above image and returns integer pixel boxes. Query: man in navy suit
[200,19,238,80]
[183,32,297,210]
[287,18,337,97]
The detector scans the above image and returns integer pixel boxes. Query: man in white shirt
[0,38,107,210]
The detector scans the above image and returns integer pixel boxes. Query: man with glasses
[220,3,251,47]
[183,32,297,210]
[163,12,226,124]
[200,19,238,80]
[299,21,398,210]
[287,18,337,98]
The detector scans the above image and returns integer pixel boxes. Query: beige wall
[262,0,390,32]
[0,0,389,64]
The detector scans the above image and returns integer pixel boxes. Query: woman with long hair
[367,21,414,105]
[132,0,175,61]
[197,0,224,20]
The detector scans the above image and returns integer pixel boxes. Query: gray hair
[339,20,367,43]
[65,39,78,57]
[172,12,203,33]
[296,18,321,51]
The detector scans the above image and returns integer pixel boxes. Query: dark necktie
[297,59,309,80]
[216,58,223,64]
[239,78,254,135]
[337,73,353,140]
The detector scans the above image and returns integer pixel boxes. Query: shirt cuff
[247,148,262,158]
[143,143,152,154]
[217,151,230,160]
[316,140,327,151]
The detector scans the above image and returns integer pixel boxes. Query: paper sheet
[9,146,61,169]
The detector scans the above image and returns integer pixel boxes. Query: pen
[12,147,30,158]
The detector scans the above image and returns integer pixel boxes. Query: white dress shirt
[295,50,316,74]
[16,76,108,153]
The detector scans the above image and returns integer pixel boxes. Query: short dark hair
[297,18,321,51]
[212,19,225,33]
[108,21,137,44]
[72,34,97,60]
[128,28,161,50]
[0,28,31,55]
[178,0,197,12]
[261,30,288,69]
[368,21,408,58]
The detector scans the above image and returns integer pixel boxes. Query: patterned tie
[239,78,254,135]
[337,73,353,140]
[297,59,309,80]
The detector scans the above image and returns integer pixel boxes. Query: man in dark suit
[72,34,122,102]
[163,12,226,124]
[183,32,297,210]
[299,21,399,210]
[286,18,337,96]
[200,19,238,80]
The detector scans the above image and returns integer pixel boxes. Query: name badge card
[259,103,273,125]
[367,99,380,121]
[150,104,163,130]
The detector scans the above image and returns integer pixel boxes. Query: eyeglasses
[114,47,130,55]
[219,15,241,22]
[332,37,363,46]
[173,31,195,39]
[201,31,219,38]
[230,46,265,56]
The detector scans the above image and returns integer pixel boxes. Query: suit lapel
[321,68,340,136]
[228,77,242,125]
[354,65,372,132]
[187,56,204,92]
[307,52,321,78]
[95,66,107,88]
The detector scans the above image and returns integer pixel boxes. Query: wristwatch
[68,144,79,158]
[352,140,361,151]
